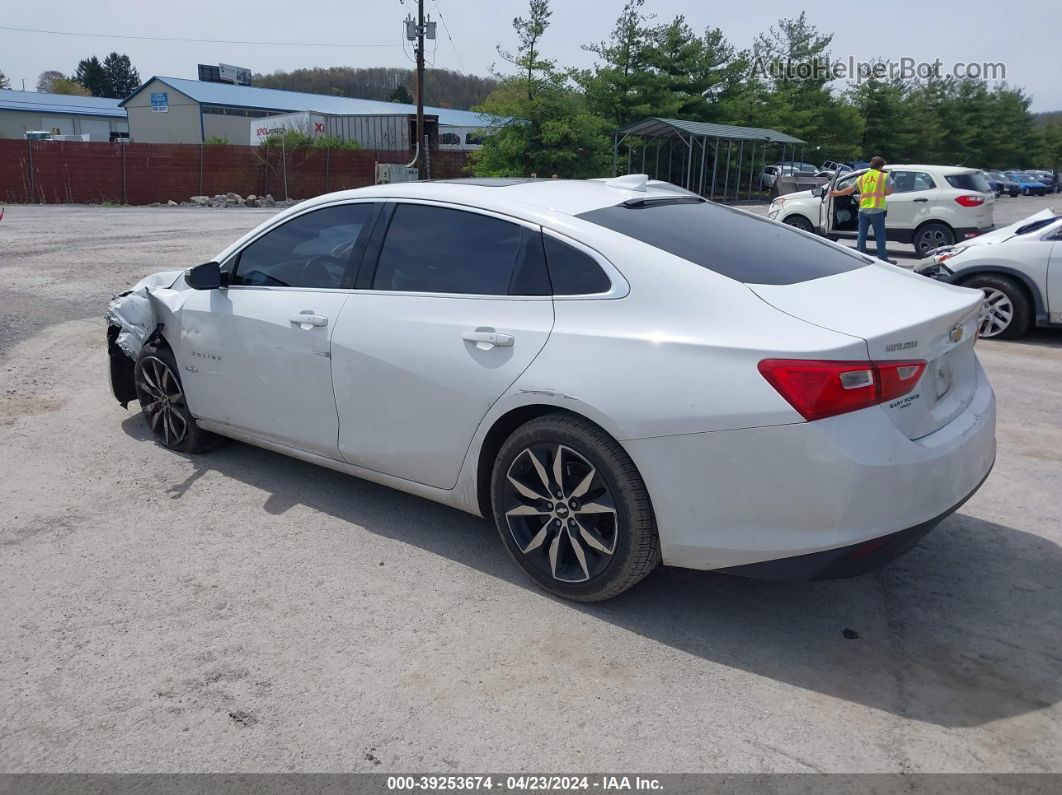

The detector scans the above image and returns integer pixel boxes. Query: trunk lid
[749,263,982,439]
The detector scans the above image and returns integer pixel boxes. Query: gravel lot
[1,197,1060,773]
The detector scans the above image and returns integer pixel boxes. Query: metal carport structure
[612,117,807,202]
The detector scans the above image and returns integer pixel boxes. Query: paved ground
[1,200,1060,773]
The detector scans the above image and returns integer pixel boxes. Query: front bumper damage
[104,270,184,406]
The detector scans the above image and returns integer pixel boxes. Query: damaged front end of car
[104,270,185,407]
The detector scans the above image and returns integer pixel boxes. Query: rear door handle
[289,312,328,327]
[463,330,514,348]
[913,198,928,202]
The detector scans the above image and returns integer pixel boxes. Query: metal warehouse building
[0,89,128,140]
[120,77,494,149]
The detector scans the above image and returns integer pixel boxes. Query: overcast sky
[2,0,1059,111]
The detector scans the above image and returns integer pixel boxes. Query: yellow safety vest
[857,169,888,211]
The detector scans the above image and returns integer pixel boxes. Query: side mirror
[811,184,825,198]
[185,261,222,290]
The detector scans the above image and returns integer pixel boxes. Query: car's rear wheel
[783,215,814,233]
[134,343,221,453]
[962,274,1032,340]
[491,414,660,602]
[913,222,954,257]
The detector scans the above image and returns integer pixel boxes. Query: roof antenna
[603,173,648,192]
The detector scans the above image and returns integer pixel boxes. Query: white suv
[768,165,995,257]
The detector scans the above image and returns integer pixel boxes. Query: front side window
[232,204,374,288]
[835,172,862,192]
[372,204,548,295]
[890,171,936,193]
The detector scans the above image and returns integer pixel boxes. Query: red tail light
[955,195,985,207]
[758,359,927,421]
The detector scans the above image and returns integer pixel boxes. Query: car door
[177,201,379,458]
[330,201,556,489]
[823,170,862,234]
[885,169,939,231]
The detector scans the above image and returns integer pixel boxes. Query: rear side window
[544,236,611,295]
[576,200,867,285]
[890,171,935,193]
[372,204,548,295]
[945,172,992,192]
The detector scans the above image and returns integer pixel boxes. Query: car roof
[281,175,696,219]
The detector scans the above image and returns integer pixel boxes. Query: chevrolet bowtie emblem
[949,325,963,343]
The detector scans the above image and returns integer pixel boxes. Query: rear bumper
[624,360,996,574]
[715,460,993,580]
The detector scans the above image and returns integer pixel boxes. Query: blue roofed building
[120,76,497,150]
[0,89,129,140]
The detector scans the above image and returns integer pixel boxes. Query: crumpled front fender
[104,270,186,406]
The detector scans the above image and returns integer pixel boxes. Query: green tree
[51,78,91,96]
[1038,121,1062,172]
[102,52,140,98]
[496,0,555,100]
[37,70,65,93]
[847,70,921,162]
[74,56,108,96]
[473,78,611,178]
[75,53,140,97]
[644,16,748,123]
[745,13,862,161]
[573,0,673,126]
[474,0,610,178]
[0,70,12,90]
[389,84,414,104]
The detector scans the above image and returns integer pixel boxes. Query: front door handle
[289,312,328,327]
[913,198,928,202]
[463,330,514,349]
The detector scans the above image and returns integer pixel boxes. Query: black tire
[134,342,222,453]
[960,273,1032,340]
[913,222,954,257]
[783,214,814,233]
[491,413,660,602]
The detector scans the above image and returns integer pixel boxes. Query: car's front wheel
[134,343,220,453]
[962,274,1032,340]
[491,414,660,602]
[783,215,814,233]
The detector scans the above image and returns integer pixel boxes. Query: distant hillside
[1034,110,1062,126]
[252,66,499,110]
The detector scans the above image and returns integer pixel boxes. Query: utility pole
[415,0,426,180]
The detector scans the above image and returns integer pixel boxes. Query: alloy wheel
[916,227,950,256]
[977,288,1013,338]
[138,355,189,446]
[502,444,618,584]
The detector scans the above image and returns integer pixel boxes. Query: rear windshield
[1016,217,1061,235]
[946,172,991,192]
[576,200,868,285]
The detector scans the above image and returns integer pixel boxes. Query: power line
[0,24,401,48]
[431,1,465,71]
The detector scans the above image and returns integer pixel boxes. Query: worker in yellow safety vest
[828,155,895,262]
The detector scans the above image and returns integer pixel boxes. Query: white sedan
[107,176,996,601]
[915,209,1062,339]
